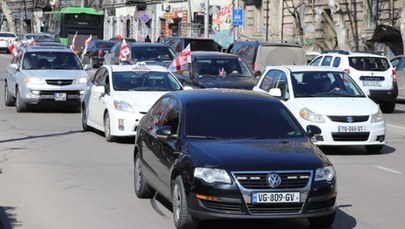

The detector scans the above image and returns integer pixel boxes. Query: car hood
[187,139,328,171]
[293,97,379,115]
[114,91,168,113]
[22,69,87,79]
[195,76,256,90]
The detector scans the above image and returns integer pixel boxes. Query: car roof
[320,50,387,58]
[268,65,345,72]
[21,45,72,52]
[127,43,171,47]
[191,51,240,58]
[106,63,170,72]
[166,89,279,104]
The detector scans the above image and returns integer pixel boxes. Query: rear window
[188,39,220,52]
[131,46,175,61]
[349,57,390,71]
[256,45,306,66]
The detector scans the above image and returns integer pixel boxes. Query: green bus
[44,7,104,49]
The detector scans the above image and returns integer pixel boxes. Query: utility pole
[265,0,269,41]
[204,0,209,38]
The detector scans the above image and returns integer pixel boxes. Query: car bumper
[368,83,398,103]
[187,171,336,220]
[300,119,386,146]
[108,110,145,137]
[19,83,86,105]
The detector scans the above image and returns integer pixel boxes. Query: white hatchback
[81,62,186,142]
[253,65,386,153]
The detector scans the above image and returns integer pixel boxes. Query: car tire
[308,210,336,227]
[134,153,154,198]
[4,82,15,106]
[81,104,91,131]
[172,176,199,229]
[365,145,384,153]
[104,112,116,142]
[379,101,395,113]
[16,87,28,113]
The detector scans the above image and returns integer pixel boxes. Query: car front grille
[331,132,370,141]
[46,79,73,86]
[233,172,311,189]
[328,115,369,123]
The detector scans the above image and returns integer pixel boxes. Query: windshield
[112,71,182,91]
[131,46,176,62]
[291,71,365,98]
[22,52,83,70]
[194,58,253,78]
[185,101,304,139]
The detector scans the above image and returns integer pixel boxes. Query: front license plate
[338,126,366,132]
[252,192,300,204]
[54,93,67,101]
[363,81,382,86]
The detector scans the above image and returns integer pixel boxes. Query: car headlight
[315,166,335,182]
[113,100,134,113]
[299,108,325,123]
[194,168,232,184]
[371,109,384,123]
[74,77,88,84]
[24,77,45,85]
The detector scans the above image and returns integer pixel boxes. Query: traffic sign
[232,9,244,26]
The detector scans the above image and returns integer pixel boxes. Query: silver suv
[310,50,398,113]
[4,44,90,112]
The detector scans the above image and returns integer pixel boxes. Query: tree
[400,7,405,54]
[328,0,351,50]
[1,0,17,33]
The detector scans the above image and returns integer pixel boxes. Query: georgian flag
[119,39,130,61]
[7,38,17,57]
[81,34,92,59]
[168,44,191,73]
[70,31,78,53]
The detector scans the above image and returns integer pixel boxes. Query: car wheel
[172,176,198,229]
[365,145,384,153]
[16,87,28,113]
[4,82,15,106]
[104,112,116,142]
[379,102,395,113]
[308,210,336,227]
[134,153,154,198]
[81,104,91,131]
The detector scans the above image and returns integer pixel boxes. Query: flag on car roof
[168,44,191,73]
[81,34,92,59]
[7,38,17,57]
[119,38,130,61]
[70,31,78,53]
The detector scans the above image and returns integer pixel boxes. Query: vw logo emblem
[268,173,282,188]
[346,116,354,123]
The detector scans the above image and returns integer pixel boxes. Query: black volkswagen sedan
[133,89,336,229]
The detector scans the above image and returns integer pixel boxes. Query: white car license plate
[54,93,67,101]
[363,80,382,86]
[252,192,300,203]
[338,126,366,132]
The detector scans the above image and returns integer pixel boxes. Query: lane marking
[386,123,405,130]
[375,165,402,174]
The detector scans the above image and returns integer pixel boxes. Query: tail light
[344,69,350,75]
[98,49,103,57]
[392,69,397,83]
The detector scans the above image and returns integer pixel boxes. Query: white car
[253,65,386,153]
[81,62,185,142]
[0,31,17,53]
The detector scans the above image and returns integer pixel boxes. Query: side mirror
[93,85,105,94]
[156,126,172,140]
[269,88,282,97]
[306,125,322,137]
[183,85,193,90]
[9,63,19,71]
[83,64,93,71]
[254,71,262,77]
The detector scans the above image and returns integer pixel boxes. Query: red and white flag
[70,31,78,53]
[81,34,92,59]
[169,44,191,73]
[7,38,17,57]
[119,39,130,61]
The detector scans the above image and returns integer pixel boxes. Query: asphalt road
[1,53,405,229]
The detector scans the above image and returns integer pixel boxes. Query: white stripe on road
[387,123,405,130]
[375,166,402,174]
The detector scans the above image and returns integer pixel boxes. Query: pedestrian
[157,33,165,43]
[145,35,151,43]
